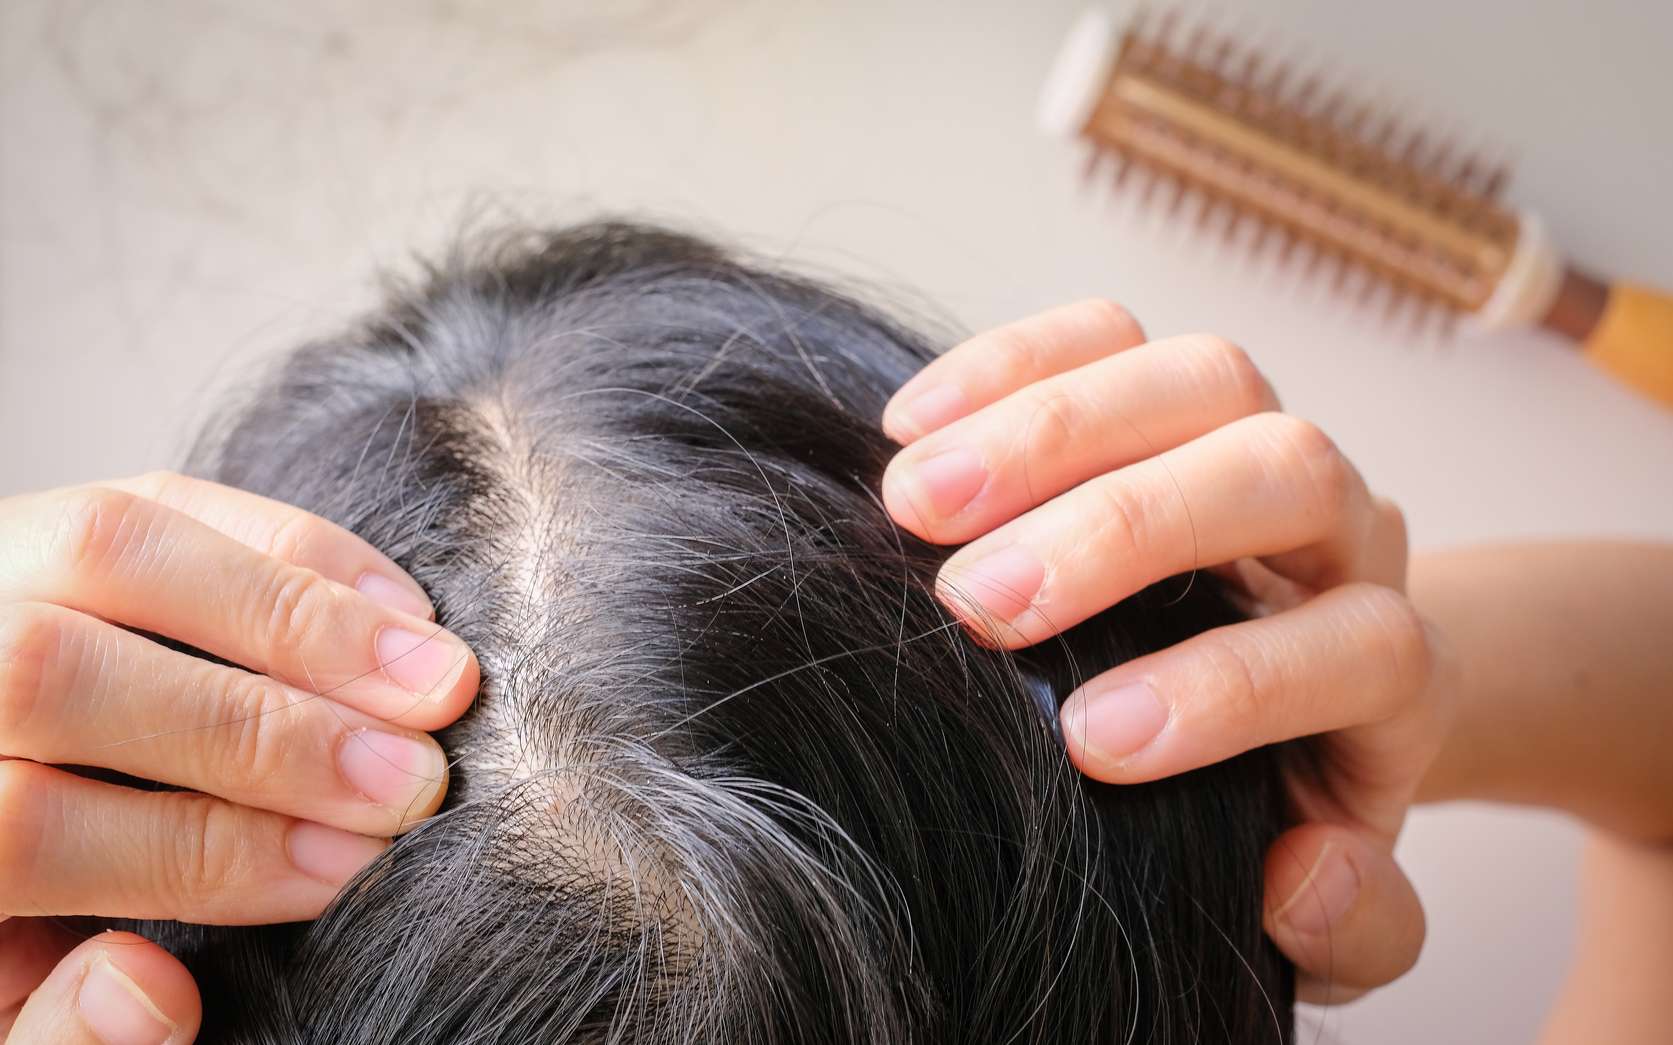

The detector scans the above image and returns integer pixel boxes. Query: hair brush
[1038,7,1673,408]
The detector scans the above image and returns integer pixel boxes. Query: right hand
[0,472,480,1041]
[880,301,1453,1003]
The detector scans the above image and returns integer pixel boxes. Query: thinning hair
[127,222,1292,1043]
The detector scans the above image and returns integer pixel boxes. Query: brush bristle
[1070,8,1519,315]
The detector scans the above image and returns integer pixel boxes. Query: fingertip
[880,467,931,540]
[286,820,390,890]
[1059,698,1120,783]
[374,625,481,731]
[1057,679,1170,784]
[440,644,482,721]
[880,405,914,445]
[931,569,1037,654]
[883,382,969,444]
[880,390,927,445]
[13,931,202,1045]
[1263,824,1425,1002]
[80,933,201,1045]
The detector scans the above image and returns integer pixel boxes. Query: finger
[0,603,448,837]
[0,487,477,730]
[938,412,1376,647]
[1263,822,1426,1001]
[883,333,1278,543]
[0,760,386,924]
[9,930,201,1045]
[105,472,433,619]
[1,918,81,1017]
[1059,583,1435,784]
[881,299,1147,443]
[1367,497,1410,582]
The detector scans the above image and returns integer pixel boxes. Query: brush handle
[1583,284,1673,408]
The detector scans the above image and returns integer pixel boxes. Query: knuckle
[985,326,1045,388]
[1086,471,1185,570]
[1353,585,1436,714]
[0,604,62,745]
[259,566,335,666]
[166,794,252,909]
[1075,297,1141,341]
[1192,635,1268,724]
[264,510,323,567]
[1182,331,1238,357]
[1266,413,1339,472]
[1087,474,1149,556]
[130,469,185,501]
[1375,497,1409,544]
[209,675,299,796]
[47,487,150,581]
[1192,334,1278,413]
[1261,413,1358,519]
[1018,389,1087,469]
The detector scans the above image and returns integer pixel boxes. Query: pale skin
[1413,543,1673,1045]
[878,301,1673,1039]
[4,303,1670,1042]
[0,473,481,1043]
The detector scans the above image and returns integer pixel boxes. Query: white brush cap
[1468,211,1564,332]
[1037,8,1119,138]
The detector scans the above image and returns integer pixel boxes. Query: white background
[4,1,1671,1040]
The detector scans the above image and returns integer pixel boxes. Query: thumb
[1263,822,1427,1004]
[8,931,201,1044]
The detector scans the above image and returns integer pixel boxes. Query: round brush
[1038,7,1673,408]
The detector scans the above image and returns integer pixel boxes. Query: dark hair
[127,222,1292,1042]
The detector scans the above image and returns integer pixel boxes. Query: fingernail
[287,821,386,885]
[943,543,1045,624]
[355,570,434,620]
[895,447,987,522]
[78,953,176,1045]
[375,626,468,699]
[1275,843,1362,937]
[338,729,446,810]
[1061,680,1169,770]
[887,383,968,440]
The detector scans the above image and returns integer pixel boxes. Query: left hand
[880,300,1454,1003]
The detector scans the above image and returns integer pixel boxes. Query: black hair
[126,222,1292,1042]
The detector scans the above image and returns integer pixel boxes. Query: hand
[880,301,1453,1003]
[0,472,479,1040]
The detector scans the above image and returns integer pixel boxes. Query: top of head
[137,221,1292,1043]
